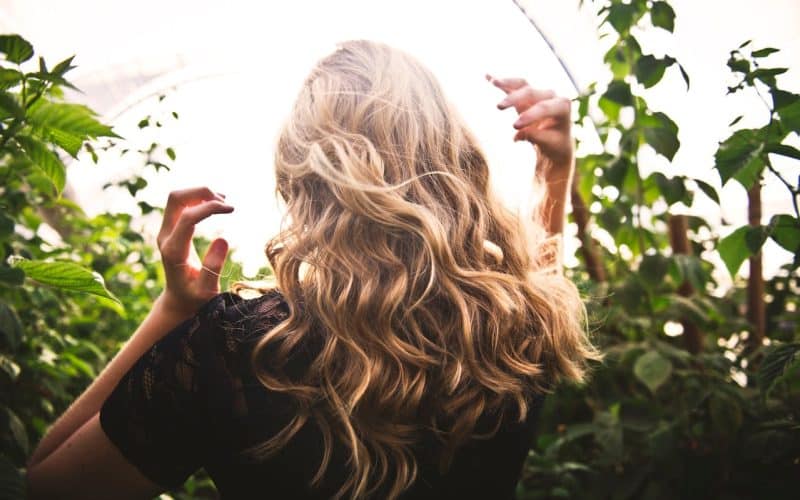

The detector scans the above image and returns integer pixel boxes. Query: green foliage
[518,1,799,499]
[0,4,798,497]
[0,33,198,498]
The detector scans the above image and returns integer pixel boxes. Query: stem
[746,179,766,350]
[668,214,703,354]
[765,160,800,219]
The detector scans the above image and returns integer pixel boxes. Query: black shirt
[100,290,543,499]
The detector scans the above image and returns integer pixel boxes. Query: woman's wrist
[154,291,199,326]
[536,154,574,184]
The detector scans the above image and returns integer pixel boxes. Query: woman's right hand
[156,187,234,318]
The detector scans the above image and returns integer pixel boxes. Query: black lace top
[100,290,543,499]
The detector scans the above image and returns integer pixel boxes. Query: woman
[26,40,598,499]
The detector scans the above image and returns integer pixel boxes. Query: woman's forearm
[27,293,191,467]
[536,155,574,236]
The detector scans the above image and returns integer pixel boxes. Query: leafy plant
[517,1,800,499]
[0,34,177,498]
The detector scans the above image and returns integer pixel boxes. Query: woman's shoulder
[198,288,291,331]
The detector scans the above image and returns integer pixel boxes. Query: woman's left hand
[156,187,234,317]
[488,75,574,175]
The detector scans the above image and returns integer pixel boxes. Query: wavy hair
[249,40,599,499]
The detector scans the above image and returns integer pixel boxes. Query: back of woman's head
[254,40,598,499]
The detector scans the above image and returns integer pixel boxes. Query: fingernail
[513,120,523,129]
[498,99,509,109]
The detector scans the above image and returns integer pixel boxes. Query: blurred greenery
[0,0,798,498]
[517,1,799,499]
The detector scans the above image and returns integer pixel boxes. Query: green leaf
[0,68,22,90]
[758,343,800,396]
[693,179,719,204]
[27,100,120,140]
[593,406,623,460]
[709,392,742,439]
[0,267,25,286]
[51,55,77,77]
[603,80,633,106]
[604,157,630,188]
[35,128,84,158]
[714,129,763,188]
[634,55,670,88]
[0,91,24,119]
[671,254,707,291]
[745,225,769,254]
[650,1,675,32]
[777,102,800,134]
[750,67,787,89]
[765,143,800,161]
[651,173,687,205]
[606,3,641,33]
[0,454,25,500]
[770,89,800,132]
[61,352,97,378]
[642,112,680,161]
[0,35,34,64]
[16,135,66,195]
[9,258,122,307]
[0,212,13,240]
[604,45,631,80]
[752,47,779,58]
[1,407,29,455]
[717,226,750,277]
[166,147,176,161]
[727,54,750,74]
[0,354,20,382]
[634,351,672,393]
[678,63,690,90]
[771,88,799,109]
[667,294,709,326]
[768,214,800,253]
[0,302,22,351]
[639,253,669,287]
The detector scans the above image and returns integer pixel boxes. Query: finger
[487,75,528,94]
[172,200,234,243]
[158,187,226,243]
[513,98,571,130]
[161,201,234,261]
[497,87,556,112]
[514,127,563,146]
[198,237,229,293]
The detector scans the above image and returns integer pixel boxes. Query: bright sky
[1,0,798,280]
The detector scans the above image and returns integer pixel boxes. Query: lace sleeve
[99,292,251,488]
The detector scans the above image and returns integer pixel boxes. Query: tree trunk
[570,171,606,282]
[668,214,703,354]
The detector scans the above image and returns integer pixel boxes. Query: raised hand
[156,187,234,316]
[487,75,574,172]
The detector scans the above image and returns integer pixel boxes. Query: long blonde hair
[250,40,598,499]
